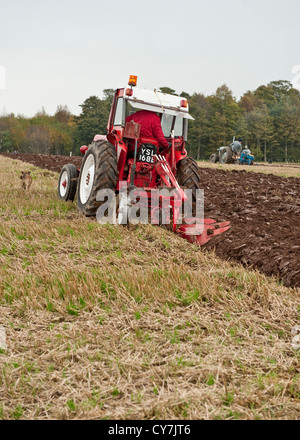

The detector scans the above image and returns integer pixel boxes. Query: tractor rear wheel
[176,156,202,205]
[77,140,117,217]
[219,146,233,164]
[58,164,78,202]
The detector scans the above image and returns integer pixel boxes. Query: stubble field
[0,153,299,420]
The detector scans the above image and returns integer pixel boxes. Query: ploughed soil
[2,152,300,288]
[202,168,300,289]
[0,152,83,172]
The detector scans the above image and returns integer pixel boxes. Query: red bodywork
[102,88,188,191]
[80,88,230,245]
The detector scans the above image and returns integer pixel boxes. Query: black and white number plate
[138,145,157,164]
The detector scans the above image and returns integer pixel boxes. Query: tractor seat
[139,137,158,147]
[127,136,159,156]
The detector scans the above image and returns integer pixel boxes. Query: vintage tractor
[209,138,254,166]
[58,76,230,246]
[210,145,236,164]
[236,148,255,165]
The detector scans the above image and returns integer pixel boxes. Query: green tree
[55,105,72,124]
[76,95,110,146]
[158,87,178,96]
[102,89,115,103]
[271,95,300,162]
[245,106,273,161]
[0,131,12,151]
[207,85,241,148]
[188,93,210,159]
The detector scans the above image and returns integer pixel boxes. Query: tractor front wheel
[58,163,78,202]
[77,140,117,217]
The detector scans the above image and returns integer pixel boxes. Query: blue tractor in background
[237,147,255,165]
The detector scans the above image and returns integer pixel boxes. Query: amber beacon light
[128,75,138,87]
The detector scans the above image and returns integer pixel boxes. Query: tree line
[1,80,300,162]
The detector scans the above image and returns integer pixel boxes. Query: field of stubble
[0,155,299,420]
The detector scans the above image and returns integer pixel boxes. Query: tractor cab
[104,77,195,189]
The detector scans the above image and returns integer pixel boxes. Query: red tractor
[58,76,230,246]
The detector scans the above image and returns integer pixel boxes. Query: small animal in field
[20,171,33,191]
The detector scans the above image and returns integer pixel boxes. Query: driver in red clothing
[125,110,169,151]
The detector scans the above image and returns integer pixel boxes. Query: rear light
[80,145,88,155]
[180,99,188,108]
[128,75,137,87]
[125,88,133,96]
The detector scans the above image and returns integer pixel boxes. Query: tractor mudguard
[94,134,107,142]
[107,131,128,163]
[175,148,188,163]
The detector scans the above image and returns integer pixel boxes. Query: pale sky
[0,0,300,116]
